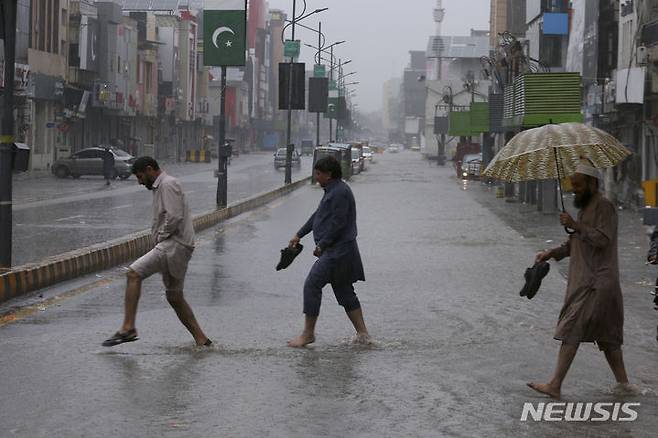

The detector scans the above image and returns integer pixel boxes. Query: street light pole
[329,45,334,142]
[0,0,17,271]
[216,66,228,207]
[316,21,322,149]
[284,0,297,185]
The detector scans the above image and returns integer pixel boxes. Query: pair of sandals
[519,262,551,300]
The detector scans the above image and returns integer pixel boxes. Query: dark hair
[132,156,160,174]
[314,156,342,179]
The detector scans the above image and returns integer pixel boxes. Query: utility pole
[216,66,228,208]
[284,0,296,185]
[316,21,322,148]
[0,0,17,271]
[329,45,334,142]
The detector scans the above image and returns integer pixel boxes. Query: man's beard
[574,189,594,209]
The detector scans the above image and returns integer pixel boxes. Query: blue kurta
[298,179,365,283]
[297,179,365,315]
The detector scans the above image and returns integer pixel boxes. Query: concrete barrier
[0,177,311,304]
[185,149,212,163]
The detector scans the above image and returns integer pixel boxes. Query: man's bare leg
[346,307,370,342]
[604,348,629,384]
[527,343,579,399]
[120,270,142,333]
[166,290,210,346]
[288,315,317,347]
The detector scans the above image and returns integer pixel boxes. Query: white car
[388,145,400,153]
[362,146,373,161]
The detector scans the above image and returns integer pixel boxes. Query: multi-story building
[28,0,69,170]
[382,77,402,142]
[526,0,571,70]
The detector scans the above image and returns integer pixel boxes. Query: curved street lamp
[281,2,328,184]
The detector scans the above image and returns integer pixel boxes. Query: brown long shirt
[552,193,624,346]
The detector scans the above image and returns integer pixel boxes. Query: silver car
[274,148,301,169]
[52,147,134,179]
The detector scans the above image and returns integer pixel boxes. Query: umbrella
[482,122,631,232]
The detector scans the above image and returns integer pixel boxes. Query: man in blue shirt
[288,156,370,347]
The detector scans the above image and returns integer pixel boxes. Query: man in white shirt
[102,157,211,347]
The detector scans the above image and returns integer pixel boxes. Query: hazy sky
[266,0,490,112]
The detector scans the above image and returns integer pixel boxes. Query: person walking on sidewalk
[102,146,115,186]
[102,157,212,347]
[645,229,658,340]
[528,160,631,398]
[287,156,370,348]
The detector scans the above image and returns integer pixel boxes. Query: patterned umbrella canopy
[482,123,631,182]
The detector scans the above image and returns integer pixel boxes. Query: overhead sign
[313,64,326,78]
[204,0,247,67]
[284,40,301,58]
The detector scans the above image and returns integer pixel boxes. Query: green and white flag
[204,0,247,67]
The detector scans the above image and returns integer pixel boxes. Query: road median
[0,177,311,304]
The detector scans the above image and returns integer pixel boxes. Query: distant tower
[434,0,445,36]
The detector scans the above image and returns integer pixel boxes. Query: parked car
[301,140,315,156]
[351,148,363,174]
[362,145,374,162]
[326,143,353,180]
[312,146,343,183]
[388,144,400,153]
[460,153,483,179]
[52,146,134,179]
[274,148,301,169]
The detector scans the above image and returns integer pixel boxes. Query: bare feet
[287,333,316,348]
[611,383,641,396]
[352,332,372,345]
[527,382,561,399]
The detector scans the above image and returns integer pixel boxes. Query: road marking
[111,204,132,210]
[55,214,85,222]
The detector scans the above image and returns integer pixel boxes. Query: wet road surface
[1,151,657,437]
[11,154,311,265]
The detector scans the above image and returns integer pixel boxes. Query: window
[541,35,562,67]
[76,150,97,159]
[145,62,153,91]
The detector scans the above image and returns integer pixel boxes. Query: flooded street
[2,151,656,437]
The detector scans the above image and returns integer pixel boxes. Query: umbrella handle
[554,148,576,235]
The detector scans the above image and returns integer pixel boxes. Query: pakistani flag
[204,0,247,67]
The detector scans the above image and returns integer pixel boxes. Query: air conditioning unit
[637,45,648,65]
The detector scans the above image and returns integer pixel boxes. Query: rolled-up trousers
[303,251,361,317]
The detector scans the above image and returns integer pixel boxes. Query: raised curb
[0,177,311,304]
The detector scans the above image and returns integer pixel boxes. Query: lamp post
[440,85,453,166]
[0,0,17,270]
[306,42,347,143]
[281,3,327,184]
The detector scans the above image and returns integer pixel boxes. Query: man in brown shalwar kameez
[528,160,631,399]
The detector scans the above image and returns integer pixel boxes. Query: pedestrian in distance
[102,146,115,186]
[645,228,658,340]
[528,159,633,398]
[287,156,371,348]
[102,157,212,348]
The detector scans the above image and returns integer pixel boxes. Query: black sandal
[102,329,138,347]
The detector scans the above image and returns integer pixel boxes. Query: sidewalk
[467,181,655,301]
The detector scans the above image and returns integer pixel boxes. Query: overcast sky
[266,0,490,113]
